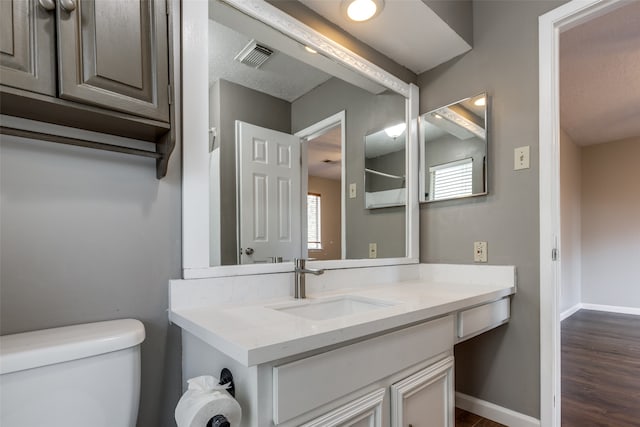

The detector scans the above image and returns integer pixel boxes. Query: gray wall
[417,0,565,418]
[560,128,582,313]
[581,137,640,308]
[292,78,406,259]
[0,134,182,427]
[215,79,291,265]
[366,148,406,192]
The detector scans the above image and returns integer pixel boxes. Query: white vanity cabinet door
[390,356,454,427]
[300,388,386,427]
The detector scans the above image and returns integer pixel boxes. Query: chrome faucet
[294,258,324,299]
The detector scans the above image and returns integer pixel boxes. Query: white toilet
[0,319,145,427]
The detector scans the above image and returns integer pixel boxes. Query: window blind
[307,193,322,250]
[429,158,473,200]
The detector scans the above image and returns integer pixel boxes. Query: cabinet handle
[38,0,56,11]
[59,0,76,12]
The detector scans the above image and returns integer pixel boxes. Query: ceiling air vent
[234,40,274,68]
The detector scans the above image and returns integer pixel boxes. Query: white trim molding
[300,388,385,427]
[581,303,640,317]
[560,303,582,321]
[456,392,540,427]
[539,1,629,426]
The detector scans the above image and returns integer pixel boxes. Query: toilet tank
[0,319,145,427]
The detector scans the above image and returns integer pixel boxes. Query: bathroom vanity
[170,264,515,426]
[172,1,510,425]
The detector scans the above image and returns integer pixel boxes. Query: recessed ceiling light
[342,0,383,22]
[474,96,486,107]
[304,46,318,54]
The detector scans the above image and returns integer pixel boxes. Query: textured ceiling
[560,1,640,146]
[299,0,471,73]
[208,20,331,102]
[307,126,342,180]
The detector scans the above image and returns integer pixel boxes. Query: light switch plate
[349,183,357,198]
[369,243,377,258]
[474,241,488,263]
[514,146,530,170]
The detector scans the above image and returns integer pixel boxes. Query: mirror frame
[182,0,419,279]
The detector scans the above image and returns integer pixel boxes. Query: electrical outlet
[369,243,377,258]
[474,241,488,263]
[514,146,530,170]
[349,183,357,199]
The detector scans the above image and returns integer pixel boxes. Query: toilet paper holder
[218,368,235,398]
[205,368,236,427]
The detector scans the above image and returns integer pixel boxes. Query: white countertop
[169,277,515,366]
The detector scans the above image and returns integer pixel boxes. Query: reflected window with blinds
[429,158,473,200]
[307,193,322,250]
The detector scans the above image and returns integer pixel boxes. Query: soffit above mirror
[298,0,472,74]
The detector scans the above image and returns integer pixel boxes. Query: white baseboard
[560,303,582,321]
[581,303,640,316]
[456,392,540,427]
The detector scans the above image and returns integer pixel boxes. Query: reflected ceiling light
[342,0,383,22]
[384,123,406,139]
[304,46,318,54]
[434,114,442,119]
[473,96,486,107]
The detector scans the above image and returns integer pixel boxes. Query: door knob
[38,0,56,11]
[59,0,76,12]
[244,247,254,255]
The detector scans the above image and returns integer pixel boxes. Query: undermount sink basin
[270,295,396,321]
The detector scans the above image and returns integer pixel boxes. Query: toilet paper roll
[175,376,242,427]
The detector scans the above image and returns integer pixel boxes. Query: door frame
[538,0,627,425]
[296,111,347,259]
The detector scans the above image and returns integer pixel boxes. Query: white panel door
[390,357,454,427]
[237,121,301,264]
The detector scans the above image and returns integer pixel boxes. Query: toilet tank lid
[0,319,145,375]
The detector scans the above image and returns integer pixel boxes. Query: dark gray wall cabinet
[0,0,175,178]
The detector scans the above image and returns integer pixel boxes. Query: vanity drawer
[457,297,510,342]
[272,315,454,424]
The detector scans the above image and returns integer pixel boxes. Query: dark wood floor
[455,408,505,427]
[562,309,640,426]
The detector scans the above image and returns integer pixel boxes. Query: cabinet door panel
[301,388,385,427]
[0,0,56,95]
[57,0,169,121]
[391,357,454,427]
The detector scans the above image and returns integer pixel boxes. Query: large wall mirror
[182,0,419,278]
[419,93,488,203]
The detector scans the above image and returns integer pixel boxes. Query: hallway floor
[455,408,505,427]
[562,309,640,426]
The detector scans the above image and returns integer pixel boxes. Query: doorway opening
[539,0,640,425]
[296,111,346,260]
